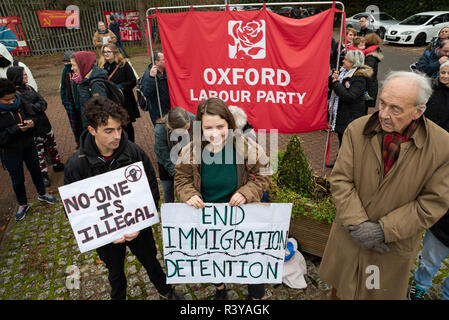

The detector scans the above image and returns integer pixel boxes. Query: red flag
[36,10,79,28]
[157,8,335,133]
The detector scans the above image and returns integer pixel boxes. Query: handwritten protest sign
[58,162,159,253]
[161,203,292,284]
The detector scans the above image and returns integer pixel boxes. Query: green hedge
[269,135,336,224]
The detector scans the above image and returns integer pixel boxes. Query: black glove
[348,221,385,249]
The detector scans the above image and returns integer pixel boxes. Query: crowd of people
[0,14,449,301]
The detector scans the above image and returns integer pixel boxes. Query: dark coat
[103,61,140,122]
[425,79,449,247]
[332,65,373,134]
[0,95,36,156]
[154,112,196,177]
[364,48,384,108]
[6,66,51,136]
[64,129,160,209]
[358,27,374,37]
[15,85,52,136]
[416,49,441,78]
[141,65,171,125]
[77,66,108,111]
[425,79,449,131]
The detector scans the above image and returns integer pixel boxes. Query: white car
[385,11,449,45]
[346,12,399,39]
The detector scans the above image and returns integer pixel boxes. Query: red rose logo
[229,20,266,59]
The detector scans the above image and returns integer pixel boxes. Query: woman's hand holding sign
[187,195,205,209]
[229,192,247,207]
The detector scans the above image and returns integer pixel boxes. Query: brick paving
[0,53,447,301]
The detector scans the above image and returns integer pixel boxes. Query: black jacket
[332,65,373,134]
[7,65,52,136]
[0,95,36,156]
[358,27,374,37]
[141,64,171,125]
[425,79,449,246]
[16,85,51,136]
[64,130,160,209]
[364,48,384,109]
[425,79,449,131]
[103,61,140,122]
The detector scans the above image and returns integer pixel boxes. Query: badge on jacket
[344,81,351,89]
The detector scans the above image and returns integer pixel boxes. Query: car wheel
[377,27,386,40]
[414,33,426,46]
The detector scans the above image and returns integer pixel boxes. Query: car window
[443,13,449,22]
[399,14,433,25]
[430,14,445,25]
[378,13,395,21]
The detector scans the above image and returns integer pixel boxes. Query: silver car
[346,12,399,39]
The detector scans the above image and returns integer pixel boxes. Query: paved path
[0,46,448,300]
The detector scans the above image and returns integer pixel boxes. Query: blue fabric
[416,50,441,78]
[285,241,295,262]
[0,95,20,112]
[0,145,46,205]
[414,230,449,300]
[161,180,175,203]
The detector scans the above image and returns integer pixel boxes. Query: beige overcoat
[92,29,117,51]
[319,113,449,299]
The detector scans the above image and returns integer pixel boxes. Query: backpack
[89,78,125,107]
[135,77,148,111]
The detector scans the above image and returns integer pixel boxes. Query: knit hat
[62,50,75,62]
[282,238,307,289]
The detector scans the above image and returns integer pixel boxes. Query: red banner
[36,10,79,28]
[156,8,335,133]
[0,16,30,56]
[104,11,141,41]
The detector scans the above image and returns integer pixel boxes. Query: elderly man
[416,39,449,78]
[319,71,449,300]
[92,21,117,54]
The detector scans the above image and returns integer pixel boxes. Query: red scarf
[382,120,418,176]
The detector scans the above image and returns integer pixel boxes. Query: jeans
[414,230,449,300]
[115,40,128,58]
[1,146,46,206]
[96,227,171,300]
[161,180,174,203]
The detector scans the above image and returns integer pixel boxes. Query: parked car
[385,11,449,45]
[346,12,399,39]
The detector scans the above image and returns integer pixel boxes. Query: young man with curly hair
[64,96,182,300]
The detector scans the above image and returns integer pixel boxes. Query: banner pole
[147,9,164,121]
[323,3,345,172]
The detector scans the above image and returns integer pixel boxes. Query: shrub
[270,135,336,224]
[276,135,313,197]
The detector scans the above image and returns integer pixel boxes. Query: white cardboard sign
[161,203,292,284]
[58,161,159,253]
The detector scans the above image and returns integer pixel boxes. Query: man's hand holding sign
[59,161,159,253]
